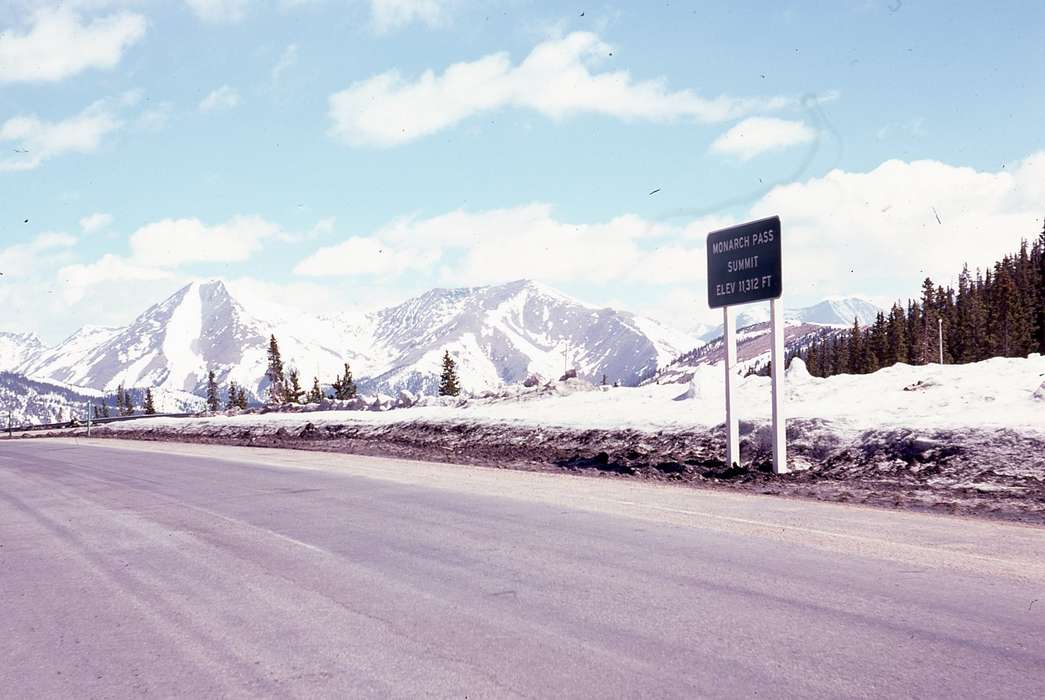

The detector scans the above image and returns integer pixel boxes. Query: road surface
[1,439,1043,698]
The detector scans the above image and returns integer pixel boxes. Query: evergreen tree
[308,377,323,403]
[116,384,126,416]
[330,363,357,400]
[266,335,286,403]
[101,399,111,418]
[226,381,239,410]
[919,277,938,364]
[907,301,924,365]
[439,351,460,396]
[235,386,249,410]
[144,388,156,415]
[847,318,864,374]
[206,370,220,412]
[1036,224,1045,353]
[990,258,1031,356]
[868,311,887,372]
[123,388,134,415]
[287,368,305,404]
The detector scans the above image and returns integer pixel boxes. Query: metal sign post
[706,215,787,474]
[722,306,739,467]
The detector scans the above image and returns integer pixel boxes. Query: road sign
[705,215,787,475]
[706,215,782,308]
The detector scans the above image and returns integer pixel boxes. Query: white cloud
[271,44,298,85]
[710,117,817,161]
[198,85,241,113]
[294,203,697,284]
[0,6,146,83]
[129,215,282,268]
[79,212,114,233]
[0,99,123,172]
[136,102,173,131]
[184,0,249,23]
[58,254,177,304]
[293,151,1045,327]
[0,232,78,278]
[750,152,1045,296]
[294,235,430,277]
[370,0,448,33]
[49,213,289,310]
[328,31,793,146]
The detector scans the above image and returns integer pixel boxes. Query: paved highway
[1,439,1043,698]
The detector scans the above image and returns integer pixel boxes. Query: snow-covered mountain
[18,280,352,401]
[0,331,45,370]
[0,371,204,426]
[653,298,882,385]
[356,280,696,394]
[17,279,698,399]
[695,297,884,342]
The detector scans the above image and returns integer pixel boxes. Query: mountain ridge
[15,279,698,399]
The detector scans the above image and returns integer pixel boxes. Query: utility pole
[87,401,92,438]
[6,410,11,439]
[938,317,944,364]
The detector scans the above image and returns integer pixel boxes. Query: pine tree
[330,363,357,400]
[989,258,1030,357]
[868,311,887,372]
[907,301,924,365]
[847,318,864,374]
[101,399,111,418]
[919,277,938,364]
[804,343,818,377]
[144,388,156,415]
[116,384,134,416]
[235,386,249,410]
[287,368,305,404]
[308,377,323,403]
[885,303,907,365]
[266,335,286,404]
[206,370,220,412]
[439,351,460,396]
[1036,224,1045,354]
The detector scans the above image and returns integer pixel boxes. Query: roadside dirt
[18,416,1045,526]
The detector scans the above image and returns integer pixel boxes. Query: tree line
[238,336,464,409]
[91,384,157,418]
[797,225,1045,377]
[90,335,469,417]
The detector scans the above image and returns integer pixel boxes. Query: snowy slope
[360,280,697,394]
[667,297,883,383]
[0,331,45,370]
[100,354,1045,436]
[19,281,352,401]
[0,371,204,426]
[18,279,698,399]
[723,297,882,337]
[655,321,840,385]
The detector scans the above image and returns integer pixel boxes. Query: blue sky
[2,0,1043,343]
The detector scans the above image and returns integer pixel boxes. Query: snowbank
[100,355,1044,437]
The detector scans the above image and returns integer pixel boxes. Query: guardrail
[4,413,196,435]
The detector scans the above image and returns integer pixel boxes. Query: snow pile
[95,354,1044,439]
[674,364,722,402]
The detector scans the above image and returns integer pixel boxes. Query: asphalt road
[1,439,1043,698]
